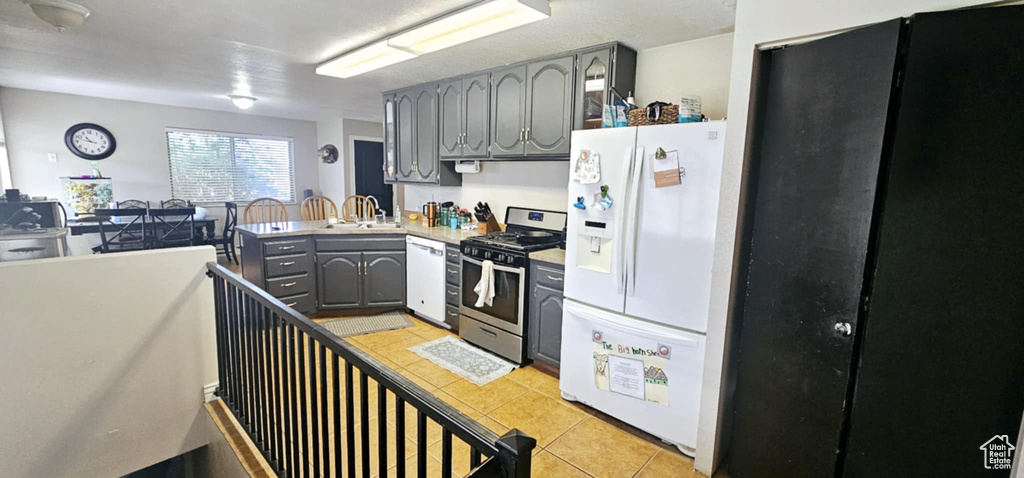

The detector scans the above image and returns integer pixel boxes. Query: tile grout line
[632,448,661,478]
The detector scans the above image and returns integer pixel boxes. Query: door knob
[834,322,853,337]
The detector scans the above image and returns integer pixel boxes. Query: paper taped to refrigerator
[593,340,670,406]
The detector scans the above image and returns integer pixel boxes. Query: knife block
[477,214,502,234]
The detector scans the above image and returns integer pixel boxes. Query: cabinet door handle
[525,127,530,142]
[479,327,497,338]
[519,129,524,141]
[447,269,458,274]
[286,301,298,307]
[278,245,295,251]
[279,261,296,266]
[448,291,458,296]
[281,282,297,288]
[546,275,563,282]
[448,310,459,317]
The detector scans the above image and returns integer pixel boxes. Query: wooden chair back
[340,195,370,223]
[300,195,338,221]
[242,197,288,224]
[149,207,196,248]
[160,199,190,208]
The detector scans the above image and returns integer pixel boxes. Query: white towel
[474,260,496,307]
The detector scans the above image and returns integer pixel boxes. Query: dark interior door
[728,20,903,478]
[353,140,392,216]
[841,7,1024,477]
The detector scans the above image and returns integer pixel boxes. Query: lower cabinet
[528,261,564,368]
[445,244,462,329]
[317,250,406,310]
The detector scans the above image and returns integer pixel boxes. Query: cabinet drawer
[533,264,565,290]
[266,273,314,298]
[264,253,311,278]
[445,283,460,307]
[446,246,461,265]
[446,264,460,286]
[460,316,522,364]
[263,238,312,257]
[316,237,405,252]
[278,292,315,315]
[445,305,461,328]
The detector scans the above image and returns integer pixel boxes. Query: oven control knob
[497,253,505,262]
[484,250,492,259]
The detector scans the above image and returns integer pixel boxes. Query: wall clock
[319,144,339,164]
[65,123,116,160]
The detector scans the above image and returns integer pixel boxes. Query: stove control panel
[462,244,526,267]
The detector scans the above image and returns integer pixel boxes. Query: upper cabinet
[382,94,398,183]
[382,42,636,171]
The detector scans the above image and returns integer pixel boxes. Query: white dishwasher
[406,235,447,327]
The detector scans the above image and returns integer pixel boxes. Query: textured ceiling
[0,0,735,122]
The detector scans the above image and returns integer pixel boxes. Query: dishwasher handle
[409,242,444,255]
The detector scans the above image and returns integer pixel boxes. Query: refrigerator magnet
[652,150,682,188]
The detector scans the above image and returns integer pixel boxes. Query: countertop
[236,219,567,265]
[235,220,481,245]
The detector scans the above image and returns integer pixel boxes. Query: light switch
[590,236,601,253]
[47,153,58,163]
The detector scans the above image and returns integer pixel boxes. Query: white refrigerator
[559,122,726,455]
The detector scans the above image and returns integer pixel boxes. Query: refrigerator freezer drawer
[559,299,705,452]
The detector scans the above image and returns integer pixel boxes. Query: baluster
[470,448,481,469]
[270,312,282,471]
[359,371,370,478]
[378,383,388,476]
[288,324,301,477]
[244,296,255,431]
[227,285,238,410]
[396,397,406,478]
[310,342,321,478]
[332,353,342,478]
[345,361,356,478]
[255,303,266,449]
[441,429,452,478]
[298,332,309,478]
[417,412,427,478]
[213,277,227,398]
[319,344,330,478]
[247,296,258,436]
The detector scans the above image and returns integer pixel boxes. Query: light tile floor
[321,313,718,478]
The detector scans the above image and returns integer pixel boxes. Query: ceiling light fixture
[316,0,549,79]
[228,95,257,110]
[22,0,91,33]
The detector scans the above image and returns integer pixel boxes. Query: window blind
[166,129,295,203]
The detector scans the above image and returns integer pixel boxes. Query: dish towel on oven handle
[474,259,496,307]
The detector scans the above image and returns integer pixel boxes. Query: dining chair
[149,207,196,248]
[92,208,148,253]
[242,197,288,224]
[160,199,190,208]
[340,195,370,223]
[204,202,239,264]
[116,199,149,209]
[300,195,338,221]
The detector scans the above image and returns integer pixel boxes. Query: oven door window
[461,259,521,326]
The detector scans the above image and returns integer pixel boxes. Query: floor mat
[321,311,414,338]
[408,335,515,386]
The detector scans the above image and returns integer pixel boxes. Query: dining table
[68,216,218,241]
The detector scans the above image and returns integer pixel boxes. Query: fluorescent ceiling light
[388,0,549,55]
[316,0,549,78]
[316,40,417,79]
[229,95,257,109]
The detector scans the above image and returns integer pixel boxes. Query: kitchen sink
[321,223,403,230]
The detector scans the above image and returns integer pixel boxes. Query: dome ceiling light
[22,0,91,33]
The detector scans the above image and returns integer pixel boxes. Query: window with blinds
[166,129,295,203]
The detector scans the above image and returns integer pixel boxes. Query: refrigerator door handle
[625,146,645,296]
[565,300,701,346]
[616,146,634,295]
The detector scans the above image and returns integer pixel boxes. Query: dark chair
[204,202,239,264]
[92,208,149,253]
[160,199,190,208]
[149,207,196,248]
[116,199,150,209]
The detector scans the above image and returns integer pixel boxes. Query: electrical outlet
[47,153,58,163]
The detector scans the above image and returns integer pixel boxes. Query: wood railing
[207,263,535,478]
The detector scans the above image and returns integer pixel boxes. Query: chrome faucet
[364,195,385,223]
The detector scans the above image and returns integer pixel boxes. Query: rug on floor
[321,311,414,338]
[408,335,515,386]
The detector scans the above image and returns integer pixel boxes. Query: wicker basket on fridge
[628,104,679,126]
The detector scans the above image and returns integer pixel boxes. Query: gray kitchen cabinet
[438,79,462,159]
[395,88,416,181]
[363,251,406,307]
[574,45,636,130]
[317,252,362,310]
[445,244,462,329]
[528,261,565,368]
[462,74,490,158]
[413,85,438,182]
[490,65,528,157]
[525,56,574,156]
[382,93,398,183]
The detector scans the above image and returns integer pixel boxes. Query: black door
[728,20,903,478]
[353,140,393,216]
[841,7,1024,477]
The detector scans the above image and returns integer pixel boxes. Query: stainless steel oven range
[459,207,566,364]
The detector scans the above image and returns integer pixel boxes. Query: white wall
[402,161,570,220]
[317,118,346,202]
[0,88,319,222]
[0,99,11,190]
[695,0,999,474]
[0,247,218,477]
[635,33,734,119]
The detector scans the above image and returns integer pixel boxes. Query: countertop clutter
[235,219,565,264]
